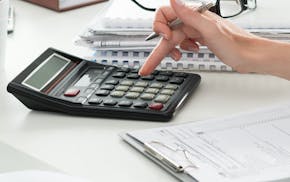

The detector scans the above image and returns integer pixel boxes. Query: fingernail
[138,68,144,76]
[175,0,185,6]
[169,52,178,61]
[160,33,169,40]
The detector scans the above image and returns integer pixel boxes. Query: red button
[64,88,80,97]
[149,103,164,111]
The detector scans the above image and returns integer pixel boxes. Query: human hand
[138,0,260,76]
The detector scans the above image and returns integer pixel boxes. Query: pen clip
[144,142,184,173]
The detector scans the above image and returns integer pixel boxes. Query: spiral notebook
[91,48,233,72]
[121,102,290,182]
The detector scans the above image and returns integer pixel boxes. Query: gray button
[155,95,170,103]
[76,97,87,104]
[135,81,148,87]
[88,97,102,105]
[130,87,144,93]
[94,79,103,84]
[84,88,95,94]
[140,93,155,100]
[125,92,140,99]
[149,83,163,89]
[145,88,159,94]
[89,83,99,89]
[164,84,178,90]
[110,91,125,98]
[160,89,175,96]
[120,80,134,86]
[115,85,130,91]
[103,99,117,106]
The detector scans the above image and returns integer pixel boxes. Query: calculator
[7,48,201,121]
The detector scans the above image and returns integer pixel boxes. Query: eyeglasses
[131,0,257,18]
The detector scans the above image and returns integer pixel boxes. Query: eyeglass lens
[219,0,243,17]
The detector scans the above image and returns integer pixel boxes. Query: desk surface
[1,1,290,181]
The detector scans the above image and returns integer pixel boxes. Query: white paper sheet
[129,103,290,182]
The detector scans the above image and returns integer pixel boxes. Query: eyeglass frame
[209,0,257,18]
[131,0,257,18]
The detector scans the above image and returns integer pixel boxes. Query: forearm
[247,37,290,80]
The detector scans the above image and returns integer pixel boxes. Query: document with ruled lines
[128,103,290,182]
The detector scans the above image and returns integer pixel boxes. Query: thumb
[170,0,210,32]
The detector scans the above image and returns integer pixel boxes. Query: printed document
[129,103,290,182]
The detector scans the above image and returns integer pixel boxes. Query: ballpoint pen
[145,2,214,41]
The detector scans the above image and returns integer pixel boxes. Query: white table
[1,1,290,181]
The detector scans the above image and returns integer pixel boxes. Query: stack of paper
[75,0,290,72]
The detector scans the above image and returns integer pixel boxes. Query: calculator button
[120,80,134,86]
[140,93,155,100]
[175,72,188,78]
[155,76,169,82]
[95,90,110,96]
[125,92,140,99]
[151,70,159,75]
[89,83,99,89]
[110,91,125,98]
[118,100,133,107]
[155,95,170,103]
[169,77,184,84]
[133,102,148,109]
[160,89,175,96]
[64,88,80,97]
[130,87,144,93]
[88,98,102,105]
[164,84,178,90]
[112,72,126,78]
[159,71,173,76]
[149,103,164,111]
[105,80,119,85]
[84,88,95,95]
[141,75,154,81]
[103,99,118,106]
[106,66,115,71]
[94,79,103,84]
[130,69,139,73]
[115,85,130,91]
[145,88,159,94]
[76,97,87,103]
[135,81,148,87]
[149,83,163,89]
[100,85,115,90]
[102,71,111,77]
[117,67,130,73]
[127,73,140,79]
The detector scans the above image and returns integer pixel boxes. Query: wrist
[247,37,290,80]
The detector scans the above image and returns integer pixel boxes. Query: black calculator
[7,48,201,121]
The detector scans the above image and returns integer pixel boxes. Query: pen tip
[145,33,159,41]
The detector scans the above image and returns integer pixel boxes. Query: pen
[145,2,214,41]
[7,6,14,34]
[144,142,184,173]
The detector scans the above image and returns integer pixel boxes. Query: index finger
[139,38,175,76]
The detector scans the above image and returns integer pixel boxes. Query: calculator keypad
[63,66,188,112]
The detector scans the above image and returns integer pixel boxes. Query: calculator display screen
[23,54,70,91]
[74,69,102,87]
